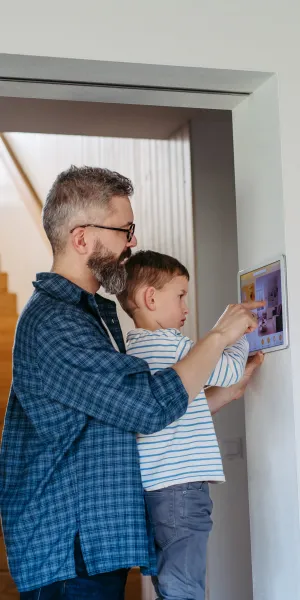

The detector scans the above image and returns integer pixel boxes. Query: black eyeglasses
[70,223,135,242]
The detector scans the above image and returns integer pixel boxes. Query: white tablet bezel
[238,254,289,355]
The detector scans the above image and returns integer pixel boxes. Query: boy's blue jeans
[145,481,213,600]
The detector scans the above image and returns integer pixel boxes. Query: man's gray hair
[42,165,134,255]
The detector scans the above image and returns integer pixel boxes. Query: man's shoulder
[17,289,53,331]
[16,288,90,338]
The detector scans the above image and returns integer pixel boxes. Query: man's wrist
[206,329,227,352]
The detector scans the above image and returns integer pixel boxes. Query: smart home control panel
[238,255,289,354]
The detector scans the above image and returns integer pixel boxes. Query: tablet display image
[239,257,288,354]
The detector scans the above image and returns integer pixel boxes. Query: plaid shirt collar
[33,272,126,353]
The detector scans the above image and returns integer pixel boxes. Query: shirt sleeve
[26,311,189,436]
[206,335,249,387]
[175,335,194,362]
[175,334,249,388]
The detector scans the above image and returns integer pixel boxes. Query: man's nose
[127,235,137,248]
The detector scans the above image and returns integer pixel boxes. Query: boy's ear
[144,287,156,311]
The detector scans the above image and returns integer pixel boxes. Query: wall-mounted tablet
[238,255,289,354]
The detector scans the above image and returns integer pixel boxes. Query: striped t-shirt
[126,329,249,491]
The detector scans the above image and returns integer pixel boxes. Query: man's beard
[87,240,131,295]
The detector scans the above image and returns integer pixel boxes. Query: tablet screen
[239,259,287,353]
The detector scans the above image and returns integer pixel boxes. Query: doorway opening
[0,54,282,600]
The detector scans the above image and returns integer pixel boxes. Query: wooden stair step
[0,345,15,358]
[0,273,8,293]
[0,294,17,317]
[0,374,11,383]
[0,413,7,427]
[0,570,18,599]
[0,405,10,423]
[0,382,12,397]
[0,362,13,375]
[0,317,18,333]
[0,381,12,397]
[125,569,142,600]
[0,387,12,400]
[0,403,8,421]
[0,336,15,348]
[0,349,13,361]
[0,396,11,408]
[0,396,10,408]
[0,415,9,431]
[0,529,9,572]
[0,385,12,399]
[0,386,10,395]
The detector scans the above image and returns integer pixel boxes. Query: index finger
[242,301,266,309]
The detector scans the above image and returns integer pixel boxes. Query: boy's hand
[205,352,264,414]
[213,302,265,347]
[229,352,264,400]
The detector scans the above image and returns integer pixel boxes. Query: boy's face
[153,275,189,330]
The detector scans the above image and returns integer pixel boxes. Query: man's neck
[52,261,100,295]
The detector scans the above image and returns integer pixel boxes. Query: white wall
[191,112,253,600]
[233,76,300,600]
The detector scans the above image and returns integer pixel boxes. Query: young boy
[118,250,250,600]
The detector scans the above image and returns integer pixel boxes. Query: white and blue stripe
[127,328,249,491]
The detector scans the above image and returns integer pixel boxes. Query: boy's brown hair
[118,250,189,317]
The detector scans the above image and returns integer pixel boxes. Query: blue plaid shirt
[0,273,188,592]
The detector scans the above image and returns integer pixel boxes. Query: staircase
[0,270,18,600]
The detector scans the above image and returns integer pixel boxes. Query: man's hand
[205,352,264,414]
[213,302,265,348]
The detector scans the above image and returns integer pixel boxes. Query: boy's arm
[173,302,263,403]
[205,335,249,388]
[205,352,264,414]
[176,335,249,391]
[172,301,262,403]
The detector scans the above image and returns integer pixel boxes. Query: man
[0,166,263,599]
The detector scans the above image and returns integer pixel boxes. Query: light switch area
[221,438,243,460]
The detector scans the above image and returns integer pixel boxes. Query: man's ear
[144,287,157,311]
[70,228,88,254]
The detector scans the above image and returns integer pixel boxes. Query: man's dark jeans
[20,535,129,599]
